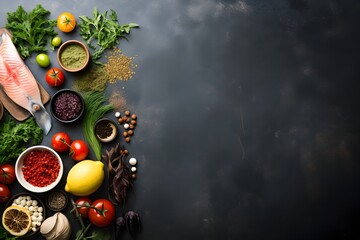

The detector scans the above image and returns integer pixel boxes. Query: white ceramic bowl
[15,146,63,193]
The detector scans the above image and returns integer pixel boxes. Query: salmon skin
[0,28,51,134]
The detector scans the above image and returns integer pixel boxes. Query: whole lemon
[65,160,104,196]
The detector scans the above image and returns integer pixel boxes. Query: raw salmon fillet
[0,28,51,134]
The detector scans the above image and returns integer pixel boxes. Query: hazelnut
[129,124,135,129]
[131,114,137,120]
[131,120,137,125]
[125,137,131,143]
[123,149,129,155]
[128,130,134,136]
[121,116,127,122]
[125,111,131,116]
[118,118,124,124]
[123,132,128,137]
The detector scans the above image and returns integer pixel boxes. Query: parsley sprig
[79,8,138,61]
[5,5,57,59]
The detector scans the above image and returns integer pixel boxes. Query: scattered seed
[125,137,131,143]
[128,130,134,136]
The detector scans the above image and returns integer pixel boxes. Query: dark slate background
[1,0,360,239]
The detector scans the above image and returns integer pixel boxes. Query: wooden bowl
[57,40,90,72]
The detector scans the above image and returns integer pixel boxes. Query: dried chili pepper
[102,144,131,207]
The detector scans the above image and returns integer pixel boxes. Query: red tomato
[75,197,92,219]
[45,67,65,87]
[0,164,16,185]
[0,184,11,203]
[88,199,115,227]
[52,132,71,152]
[70,140,89,161]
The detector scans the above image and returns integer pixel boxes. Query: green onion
[82,91,113,160]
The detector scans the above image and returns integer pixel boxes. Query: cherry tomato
[51,132,71,152]
[0,184,11,203]
[0,164,15,185]
[88,199,115,227]
[57,12,76,32]
[45,67,65,87]
[70,140,89,161]
[51,36,62,47]
[75,197,92,219]
[36,53,50,67]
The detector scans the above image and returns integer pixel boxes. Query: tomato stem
[74,202,108,217]
[60,138,75,156]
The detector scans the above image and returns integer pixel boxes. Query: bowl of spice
[46,189,68,212]
[94,118,118,143]
[57,40,90,72]
[51,89,84,123]
[15,145,63,193]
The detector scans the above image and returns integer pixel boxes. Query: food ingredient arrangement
[0,4,141,239]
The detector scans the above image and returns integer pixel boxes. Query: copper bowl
[57,40,90,72]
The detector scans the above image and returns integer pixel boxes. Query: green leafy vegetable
[82,91,113,160]
[0,226,17,240]
[79,8,138,61]
[0,117,43,164]
[6,4,57,59]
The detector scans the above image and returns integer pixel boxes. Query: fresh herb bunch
[82,91,113,160]
[0,117,43,164]
[6,4,57,59]
[79,8,138,61]
[0,226,17,240]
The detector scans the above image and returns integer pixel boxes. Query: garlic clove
[40,213,58,236]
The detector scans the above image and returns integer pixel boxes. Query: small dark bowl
[94,118,118,143]
[51,89,84,123]
[57,40,90,72]
[46,189,68,212]
[5,193,46,238]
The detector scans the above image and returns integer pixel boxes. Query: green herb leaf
[6,4,57,59]
[79,7,139,61]
[0,117,43,164]
[82,91,113,160]
[90,229,111,240]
